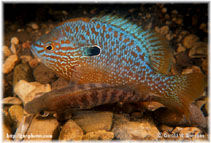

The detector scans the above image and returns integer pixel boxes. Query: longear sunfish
[25,15,205,120]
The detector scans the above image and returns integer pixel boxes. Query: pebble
[29,58,39,69]
[154,104,207,129]
[24,115,59,141]
[188,42,207,58]
[20,55,33,63]
[3,97,22,105]
[10,44,17,54]
[182,66,202,74]
[182,34,199,49]
[31,23,39,30]
[178,127,206,140]
[13,63,34,86]
[161,8,167,13]
[177,43,186,53]
[199,23,207,32]
[83,130,114,140]
[3,45,12,57]
[72,111,113,133]
[159,124,173,133]
[141,101,164,111]
[33,64,57,84]
[11,37,19,45]
[3,54,18,74]
[14,80,51,104]
[160,26,169,35]
[112,114,160,140]
[22,41,31,49]
[175,18,183,25]
[8,105,24,128]
[59,119,83,141]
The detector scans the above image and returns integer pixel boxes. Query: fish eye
[39,110,49,117]
[45,45,53,51]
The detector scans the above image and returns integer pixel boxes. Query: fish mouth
[31,44,39,59]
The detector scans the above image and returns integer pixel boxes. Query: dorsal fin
[92,15,173,74]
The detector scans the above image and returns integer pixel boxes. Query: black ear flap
[82,45,101,57]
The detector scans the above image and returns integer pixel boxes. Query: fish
[25,15,205,120]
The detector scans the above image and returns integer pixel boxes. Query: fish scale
[27,15,204,121]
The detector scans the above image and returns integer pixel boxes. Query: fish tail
[156,73,205,121]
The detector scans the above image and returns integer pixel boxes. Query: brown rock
[3,45,12,57]
[112,114,160,140]
[183,34,199,49]
[159,124,173,133]
[153,104,207,129]
[33,64,57,84]
[160,26,169,35]
[14,80,51,104]
[8,105,24,128]
[29,58,39,69]
[3,97,22,105]
[59,119,83,141]
[188,42,207,58]
[72,111,113,133]
[24,115,59,141]
[83,130,114,140]
[13,63,34,86]
[3,54,18,74]
[11,37,19,45]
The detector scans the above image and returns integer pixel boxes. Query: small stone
[160,26,169,35]
[177,44,186,53]
[128,8,135,13]
[159,124,173,133]
[154,26,160,33]
[8,105,24,128]
[179,127,204,140]
[171,10,178,15]
[175,52,191,67]
[141,101,164,111]
[199,23,207,32]
[188,42,207,58]
[166,33,173,40]
[20,55,32,63]
[146,13,151,19]
[59,119,83,141]
[10,44,17,54]
[83,130,114,140]
[3,97,22,105]
[13,63,34,86]
[3,45,12,57]
[22,41,31,49]
[3,54,18,74]
[161,8,167,13]
[112,116,160,140]
[31,23,39,30]
[176,18,183,25]
[183,34,199,49]
[182,66,202,74]
[11,37,19,45]
[171,127,184,134]
[14,80,51,104]
[33,64,57,84]
[29,58,39,69]
[72,111,113,133]
[24,115,59,141]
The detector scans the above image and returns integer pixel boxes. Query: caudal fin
[158,73,205,121]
